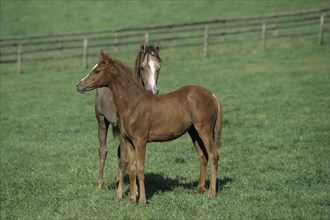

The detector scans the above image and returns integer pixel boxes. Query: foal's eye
[94,69,100,74]
[140,66,145,72]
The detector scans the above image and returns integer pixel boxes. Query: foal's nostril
[148,87,159,95]
[76,83,84,93]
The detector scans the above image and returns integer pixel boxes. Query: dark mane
[109,56,132,74]
[134,43,162,83]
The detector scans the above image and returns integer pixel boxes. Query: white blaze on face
[147,59,158,90]
[81,63,98,81]
[91,63,98,71]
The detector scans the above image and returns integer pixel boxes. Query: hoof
[196,187,205,195]
[139,198,147,205]
[97,182,103,190]
[116,191,123,200]
[129,198,136,205]
[208,190,216,197]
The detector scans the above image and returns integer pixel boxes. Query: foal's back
[142,86,218,141]
[153,85,217,115]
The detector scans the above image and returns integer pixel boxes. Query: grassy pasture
[1,0,329,36]
[1,1,329,219]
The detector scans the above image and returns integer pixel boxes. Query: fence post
[114,33,118,52]
[145,33,149,44]
[221,24,225,42]
[272,24,278,37]
[83,38,88,69]
[262,22,267,51]
[204,26,209,58]
[58,36,62,57]
[271,17,278,37]
[17,43,22,74]
[319,15,324,46]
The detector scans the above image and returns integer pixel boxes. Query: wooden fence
[0,7,329,74]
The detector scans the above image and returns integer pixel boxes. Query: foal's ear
[99,50,111,64]
[155,42,161,52]
[140,41,146,52]
[100,50,106,59]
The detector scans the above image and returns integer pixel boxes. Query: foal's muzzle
[149,87,159,95]
[76,82,88,94]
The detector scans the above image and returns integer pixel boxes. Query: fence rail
[0,8,329,73]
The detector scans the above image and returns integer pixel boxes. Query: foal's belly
[148,129,187,142]
[148,114,191,142]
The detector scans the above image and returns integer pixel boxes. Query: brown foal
[77,52,222,205]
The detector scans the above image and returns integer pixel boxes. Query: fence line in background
[0,8,329,74]
[0,13,327,49]
[1,7,327,42]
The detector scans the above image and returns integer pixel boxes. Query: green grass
[1,1,330,219]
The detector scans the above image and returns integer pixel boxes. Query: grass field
[1,1,330,219]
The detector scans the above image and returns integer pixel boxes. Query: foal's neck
[108,64,149,113]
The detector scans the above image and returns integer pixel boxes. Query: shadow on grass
[109,173,232,200]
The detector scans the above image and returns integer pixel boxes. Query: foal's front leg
[127,141,138,204]
[135,139,147,205]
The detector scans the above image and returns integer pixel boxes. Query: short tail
[112,125,120,140]
[212,94,222,148]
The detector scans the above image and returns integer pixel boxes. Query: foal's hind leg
[96,115,110,189]
[194,123,219,197]
[188,126,208,195]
